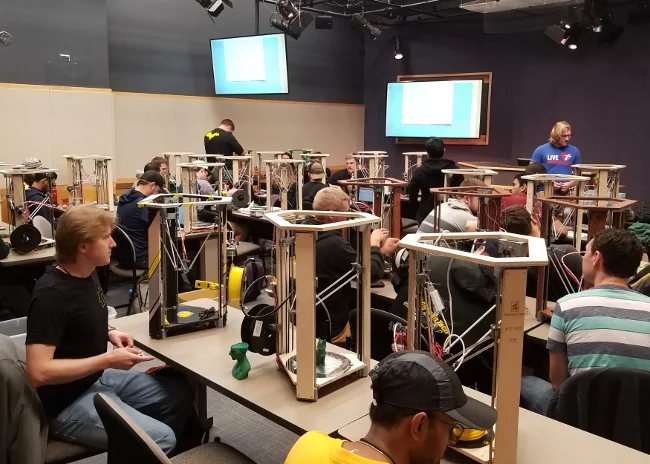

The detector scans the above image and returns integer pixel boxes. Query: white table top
[527,322,551,343]
[338,387,649,464]
[115,309,376,435]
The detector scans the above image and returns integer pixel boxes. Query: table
[116,309,376,436]
[338,386,649,464]
[526,322,550,343]
[0,245,56,267]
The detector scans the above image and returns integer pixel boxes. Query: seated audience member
[328,154,356,187]
[302,162,327,205]
[150,156,169,178]
[418,178,486,233]
[304,187,398,343]
[26,172,59,224]
[302,152,331,185]
[408,137,461,224]
[502,162,547,208]
[117,171,164,269]
[501,205,581,301]
[0,239,31,319]
[285,350,497,464]
[26,205,193,453]
[192,161,215,195]
[520,229,650,416]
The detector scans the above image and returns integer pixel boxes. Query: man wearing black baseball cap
[116,170,164,269]
[285,350,497,464]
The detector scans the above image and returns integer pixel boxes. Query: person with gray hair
[304,187,399,343]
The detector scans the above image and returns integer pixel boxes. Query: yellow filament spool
[228,265,245,303]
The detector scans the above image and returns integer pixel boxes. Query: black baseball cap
[140,170,165,189]
[370,350,497,430]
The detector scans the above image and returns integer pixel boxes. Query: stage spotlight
[394,35,403,60]
[562,25,582,50]
[351,14,381,39]
[195,0,224,17]
[277,0,299,21]
[270,12,314,40]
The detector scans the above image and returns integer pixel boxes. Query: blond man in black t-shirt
[26,205,193,454]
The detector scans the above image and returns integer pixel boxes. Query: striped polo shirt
[547,285,650,376]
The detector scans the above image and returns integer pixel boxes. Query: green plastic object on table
[316,338,326,369]
[229,342,251,380]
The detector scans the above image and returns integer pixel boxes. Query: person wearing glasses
[285,350,497,464]
[530,121,582,195]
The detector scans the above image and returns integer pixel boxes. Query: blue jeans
[520,376,556,416]
[49,369,193,455]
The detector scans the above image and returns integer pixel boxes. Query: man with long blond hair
[531,121,582,194]
[25,205,193,455]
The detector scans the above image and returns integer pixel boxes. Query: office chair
[108,225,144,315]
[547,367,650,454]
[348,308,430,361]
[93,393,255,464]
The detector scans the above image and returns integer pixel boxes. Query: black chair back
[93,393,171,464]
[547,367,650,454]
[348,308,429,361]
[111,225,137,269]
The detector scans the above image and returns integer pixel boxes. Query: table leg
[196,383,214,429]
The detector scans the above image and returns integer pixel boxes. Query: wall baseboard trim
[0,82,364,107]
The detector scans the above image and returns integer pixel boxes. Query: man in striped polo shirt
[520,228,650,415]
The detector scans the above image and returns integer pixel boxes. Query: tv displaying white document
[210,33,288,95]
[386,80,483,138]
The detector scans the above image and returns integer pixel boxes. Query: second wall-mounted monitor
[210,33,289,95]
[386,73,492,145]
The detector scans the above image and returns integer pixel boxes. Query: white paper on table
[223,37,266,82]
[401,81,454,125]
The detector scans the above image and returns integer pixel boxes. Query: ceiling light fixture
[394,34,403,60]
[561,25,582,50]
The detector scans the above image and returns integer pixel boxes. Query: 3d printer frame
[400,232,548,464]
[264,159,305,212]
[63,155,115,211]
[139,193,233,339]
[353,152,388,180]
[338,177,407,239]
[264,210,379,401]
[1,167,58,237]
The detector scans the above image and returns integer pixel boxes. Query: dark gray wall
[0,0,109,88]
[364,20,650,201]
[107,0,365,103]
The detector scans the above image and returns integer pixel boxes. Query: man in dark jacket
[302,162,327,206]
[408,137,462,224]
[25,172,57,224]
[116,171,164,269]
[306,187,399,343]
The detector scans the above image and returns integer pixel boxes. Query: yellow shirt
[285,431,387,464]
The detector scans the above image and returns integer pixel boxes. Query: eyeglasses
[431,414,465,445]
